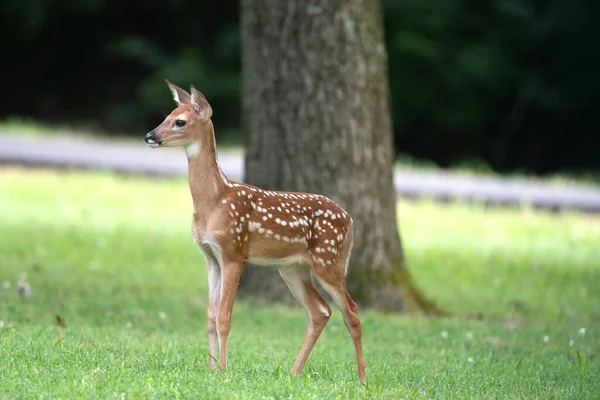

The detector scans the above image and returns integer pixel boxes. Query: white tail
[144,81,366,383]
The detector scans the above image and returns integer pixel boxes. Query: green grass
[0,118,102,139]
[0,168,599,399]
[394,153,600,187]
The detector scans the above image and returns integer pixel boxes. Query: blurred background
[1,2,600,396]
[1,0,599,175]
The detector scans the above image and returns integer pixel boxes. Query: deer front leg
[206,255,222,369]
[217,261,244,370]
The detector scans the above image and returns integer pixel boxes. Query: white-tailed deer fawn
[144,81,366,383]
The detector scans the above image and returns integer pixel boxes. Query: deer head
[145,81,213,153]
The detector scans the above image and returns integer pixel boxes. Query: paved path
[2,134,600,213]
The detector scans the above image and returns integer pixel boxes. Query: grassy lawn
[0,168,598,399]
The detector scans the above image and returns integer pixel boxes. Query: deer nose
[145,131,157,143]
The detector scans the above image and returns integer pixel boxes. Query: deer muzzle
[145,131,162,147]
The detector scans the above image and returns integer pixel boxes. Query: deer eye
[175,119,186,127]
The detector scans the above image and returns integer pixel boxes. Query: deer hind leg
[278,265,332,376]
[314,263,367,384]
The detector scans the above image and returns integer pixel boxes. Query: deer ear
[165,80,191,106]
[190,85,213,120]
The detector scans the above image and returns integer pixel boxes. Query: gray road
[2,134,600,213]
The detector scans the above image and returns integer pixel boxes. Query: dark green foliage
[383,0,600,173]
[0,0,241,135]
[0,0,598,174]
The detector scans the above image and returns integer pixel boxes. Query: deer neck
[186,125,229,221]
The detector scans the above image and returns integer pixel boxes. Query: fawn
[144,81,367,383]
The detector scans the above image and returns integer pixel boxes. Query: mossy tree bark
[240,0,442,314]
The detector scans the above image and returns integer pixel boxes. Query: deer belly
[246,237,309,267]
[247,254,307,267]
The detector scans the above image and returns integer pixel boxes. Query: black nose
[145,131,156,143]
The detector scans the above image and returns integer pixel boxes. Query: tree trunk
[240,0,443,314]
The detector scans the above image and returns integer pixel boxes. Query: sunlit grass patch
[0,167,598,399]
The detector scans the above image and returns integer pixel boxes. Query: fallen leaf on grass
[55,314,67,328]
